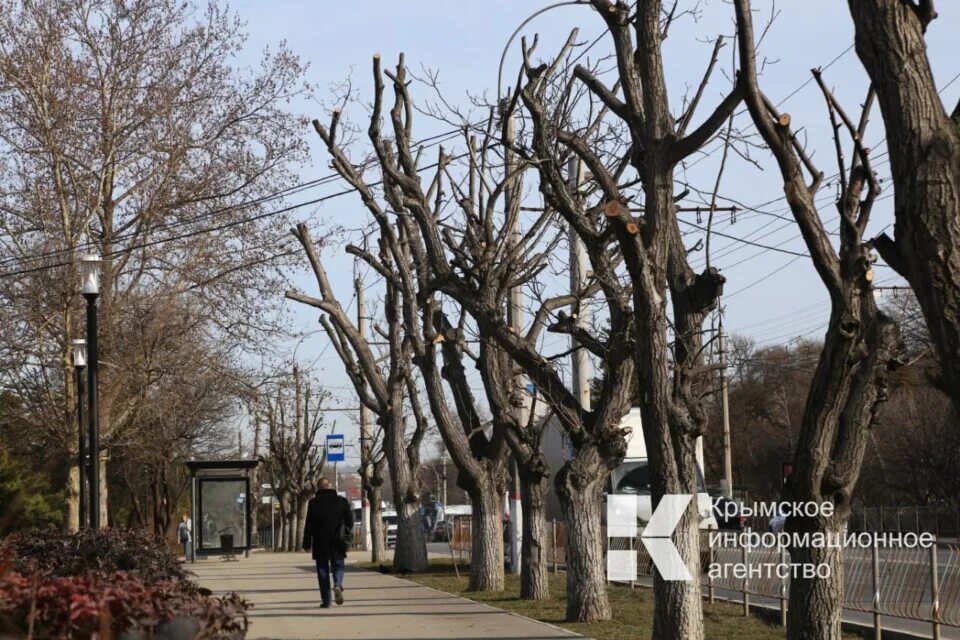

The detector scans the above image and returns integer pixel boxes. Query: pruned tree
[501,2,742,631]
[259,367,329,552]
[287,227,429,572]
[308,86,558,591]
[843,0,960,415]
[315,49,641,617]
[735,2,906,637]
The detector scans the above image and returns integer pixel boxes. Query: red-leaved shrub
[0,530,248,639]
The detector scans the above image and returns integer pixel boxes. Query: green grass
[361,559,803,640]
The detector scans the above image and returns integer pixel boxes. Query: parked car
[432,520,449,542]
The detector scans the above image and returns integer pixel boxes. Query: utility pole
[568,157,591,412]
[356,277,372,551]
[719,319,733,498]
[503,102,523,575]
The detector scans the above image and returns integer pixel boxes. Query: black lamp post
[80,254,102,530]
[71,338,87,529]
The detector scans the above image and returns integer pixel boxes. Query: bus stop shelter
[184,459,259,561]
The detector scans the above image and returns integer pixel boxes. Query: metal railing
[850,506,960,540]
[447,516,960,638]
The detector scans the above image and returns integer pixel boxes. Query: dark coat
[302,489,354,561]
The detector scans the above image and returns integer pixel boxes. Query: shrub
[0,529,249,638]
[0,569,248,639]
[0,528,187,584]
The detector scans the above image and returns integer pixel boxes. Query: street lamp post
[71,338,87,529]
[80,255,102,530]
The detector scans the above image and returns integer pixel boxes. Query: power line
[0,126,469,272]
[0,146,486,280]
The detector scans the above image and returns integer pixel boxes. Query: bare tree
[0,0,308,527]
[319,51,639,618]
[259,367,328,552]
[843,0,960,415]
[309,91,555,590]
[736,3,906,637]
[287,227,429,572]
[501,2,741,630]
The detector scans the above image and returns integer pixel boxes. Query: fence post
[872,543,882,640]
[629,534,635,589]
[742,541,750,617]
[930,541,941,640]
[779,545,787,627]
[708,538,715,604]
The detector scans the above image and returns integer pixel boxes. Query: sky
[223,1,960,465]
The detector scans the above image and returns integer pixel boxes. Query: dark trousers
[315,556,345,604]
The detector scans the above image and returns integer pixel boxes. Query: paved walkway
[189,551,580,640]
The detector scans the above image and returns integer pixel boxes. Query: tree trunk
[369,483,386,563]
[296,494,308,549]
[66,463,80,531]
[786,518,845,640]
[519,467,549,599]
[275,510,284,551]
[98,452,108,528]
[556,450,609,622]
[393,501,428,572]
[649,441,705,640]
[467,480,505,591]
[847,0,960,413]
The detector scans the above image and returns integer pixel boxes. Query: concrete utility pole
[357,277,372,551]
[719,319,733,498]
[504,104,524,575]
[568,157,591,412]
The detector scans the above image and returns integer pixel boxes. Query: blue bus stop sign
[326,434,345,462]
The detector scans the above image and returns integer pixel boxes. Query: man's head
[319,478,332,490]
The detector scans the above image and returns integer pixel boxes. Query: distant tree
[0,0,308,528]
[0,393,63,533]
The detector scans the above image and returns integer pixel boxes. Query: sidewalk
[189,551,581,640]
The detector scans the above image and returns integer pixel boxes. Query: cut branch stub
[777,113,791,127]
[603,200,628,218]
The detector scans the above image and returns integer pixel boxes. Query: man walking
[303,477,354,608]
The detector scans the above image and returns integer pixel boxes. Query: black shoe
[334,586,344,605]
[320,602,331,609]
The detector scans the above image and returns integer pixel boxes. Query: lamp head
[71,338,87,369]
[80,254,101,296]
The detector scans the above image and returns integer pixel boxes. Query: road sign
[326,434,345,462]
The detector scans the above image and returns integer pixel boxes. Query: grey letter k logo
[641,494,693,581]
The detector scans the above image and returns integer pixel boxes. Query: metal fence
[850,506,960,539]
[447,516,960,638]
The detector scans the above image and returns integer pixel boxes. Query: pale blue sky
[226,1,960,462]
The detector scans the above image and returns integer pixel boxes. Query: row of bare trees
[289,1,959,638]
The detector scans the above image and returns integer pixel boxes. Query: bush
[0,569,248,639]
[0,529,187,584]
[0,529,249,638]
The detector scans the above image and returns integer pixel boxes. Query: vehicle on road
[382,510,398,548]
[543,407,719,530]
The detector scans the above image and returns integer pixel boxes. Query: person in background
[303,478,354,608]
[177,513,193,562]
